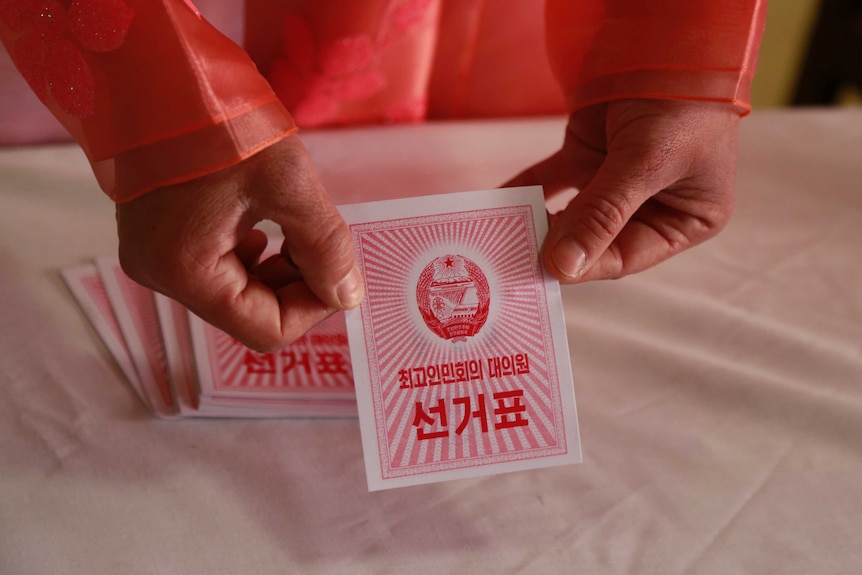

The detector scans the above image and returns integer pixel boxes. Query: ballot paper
[96,256,177,417]
[60,265,149,411]
[340,186,581,490]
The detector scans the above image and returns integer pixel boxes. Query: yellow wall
[751,0,821,107]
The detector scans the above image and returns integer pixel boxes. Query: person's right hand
[115,134,364,353]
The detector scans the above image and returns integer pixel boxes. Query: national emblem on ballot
[416,254,490,342]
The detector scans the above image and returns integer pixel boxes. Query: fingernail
[551,236,587,278]
[336,264,364,309]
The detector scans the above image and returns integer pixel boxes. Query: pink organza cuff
[546,0,767,116]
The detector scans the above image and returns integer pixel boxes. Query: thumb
[254,138,364,311]
[542,154,668,282]
[284,200,364,311]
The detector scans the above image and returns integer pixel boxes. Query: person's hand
[115,134,364,353]
[507,99,740,282]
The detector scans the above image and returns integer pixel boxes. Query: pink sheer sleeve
[545,0,768,115]
[0,0,297,202]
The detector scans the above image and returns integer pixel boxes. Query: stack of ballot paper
[63,187,582,489]
[62,258,357,419]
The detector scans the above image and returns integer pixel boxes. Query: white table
[1,110,861,574]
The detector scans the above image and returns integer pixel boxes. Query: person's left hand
[507,99,741,282]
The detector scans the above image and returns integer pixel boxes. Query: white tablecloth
[1,110,861,574]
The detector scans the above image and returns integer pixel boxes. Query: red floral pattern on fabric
[268,0,434,127]
[0,0,134,117]
[385,0,434,47]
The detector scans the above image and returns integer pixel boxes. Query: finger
[256,253,303,290]
[254,138,364,311]
[235,228,268,270]
[504,111,610,192]
[590,177,736,279]
[572,199,697,281]
[186,250,334,352]
[542,154,674,282]
[502,150,575,196]
[280,191,363,311]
